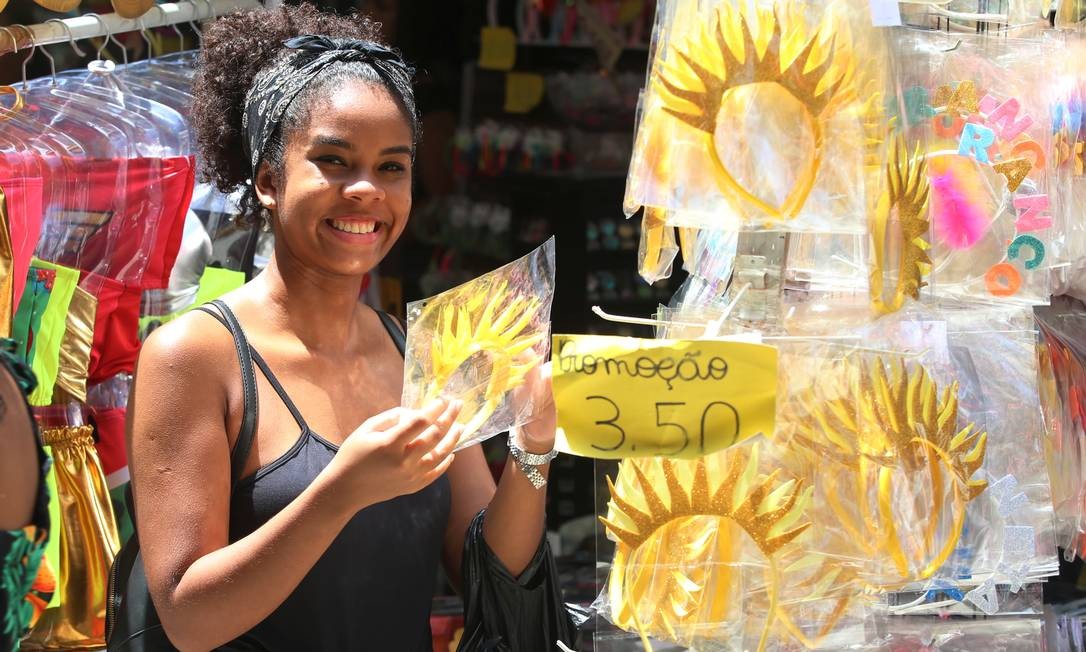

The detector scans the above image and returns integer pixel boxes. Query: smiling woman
[262,77,414,276]
[109,3,573,652]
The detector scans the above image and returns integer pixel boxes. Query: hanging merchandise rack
[0,1,270,647]
[0,0,261,53]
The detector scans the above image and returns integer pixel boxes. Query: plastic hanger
[47,9,193,129]
[36,17,190,158]
[128,0,211,74]
[11,23,170,286]
[121,7,198,94]
[0,26,87,264]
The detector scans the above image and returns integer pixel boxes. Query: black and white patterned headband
[242,35,409,174]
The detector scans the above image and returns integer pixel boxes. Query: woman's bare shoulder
[129,307,239,453]
[137,307,237,379]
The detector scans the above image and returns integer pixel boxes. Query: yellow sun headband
[422,284,545,440]
[870,136,933,315]
[402,239,554,449]
[790,356,988,582]
[601,444,811,650]
[653,1,859,221]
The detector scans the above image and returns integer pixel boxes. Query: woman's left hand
[512,360,556,454]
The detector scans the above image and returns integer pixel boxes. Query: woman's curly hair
[192,3,418,226]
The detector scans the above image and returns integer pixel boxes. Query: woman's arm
[130,315,460,651]
[0,359,40,531]
[444,365,556,583]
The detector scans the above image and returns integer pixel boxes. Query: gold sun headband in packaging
[869,136,932,316]
[600,440,811,651]
[402,237,555,450]
[625,0,887,234]
[783,353,988,588]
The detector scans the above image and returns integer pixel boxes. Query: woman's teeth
[329,219,377,234]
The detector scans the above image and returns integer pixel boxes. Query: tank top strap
[376,310,405,357]
[248,348,310,432]
[195,303,310,433]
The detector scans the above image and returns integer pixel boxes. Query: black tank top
[201,302,451,651]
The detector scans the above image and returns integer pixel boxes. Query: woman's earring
[261,208,272,233]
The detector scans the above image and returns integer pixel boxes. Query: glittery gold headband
[601,444,811,650]
[652,1,858,221]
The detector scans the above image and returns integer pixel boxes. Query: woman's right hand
[327,398,463,510]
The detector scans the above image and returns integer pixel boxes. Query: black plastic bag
[457,510,577,651]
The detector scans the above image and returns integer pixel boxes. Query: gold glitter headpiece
[791,356,988,581]
[870,137,932,315]
[601,443,811,650]
[653,1,859,219]
[417,279,545,441]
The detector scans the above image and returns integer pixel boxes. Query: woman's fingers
[425,451,456,482]
[403,399,462,457]
[360,406,404,432]
[388,397,450,445]
[420,422,463,468]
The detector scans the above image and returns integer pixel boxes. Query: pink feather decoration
[930,164,991,250]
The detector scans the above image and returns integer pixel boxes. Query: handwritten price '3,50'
[584,396,740,456]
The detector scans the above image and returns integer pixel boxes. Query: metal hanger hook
[137,16,157,60]
[16,25,57,86]
[86,13,109,60]
[85,13,128,66]
[0,26,19,56]
[45,19,87,58]
[12,25,39,91]
[186,0,204,46]
[152,4,186,53]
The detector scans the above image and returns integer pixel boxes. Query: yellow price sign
[553,335,777,459]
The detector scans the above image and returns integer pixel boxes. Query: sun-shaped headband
[791,356,988,581]
[870,137,932,315]
[653,2,858,221]
[601,445,811,650]
[415,280,545,445]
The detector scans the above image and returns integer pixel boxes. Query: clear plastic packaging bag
[865,612,1044,651]
[1034,297,1086,559]
[785,304,1056,588]
[1046,32,1086,298]
[636,207,679,284]
[625,0,890,234]
[595,436,821,650]
[774,342,980,592]
[909,33,1056,305]
[941,304,1058,587]
[401,238,555,451]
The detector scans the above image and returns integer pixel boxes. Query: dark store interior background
[0,1,674,647]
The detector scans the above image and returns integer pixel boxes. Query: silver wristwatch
[507,437,559,490]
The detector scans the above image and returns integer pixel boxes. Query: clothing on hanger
[0,177,45,331]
